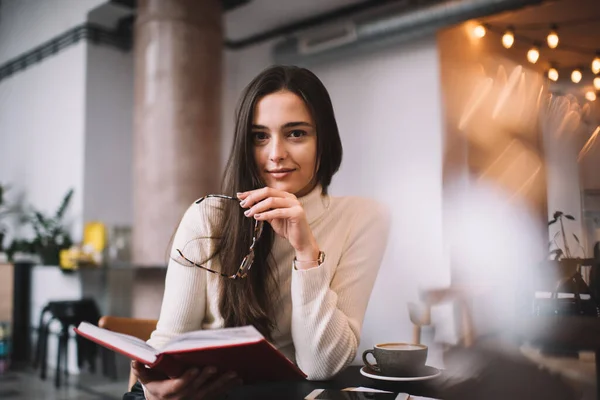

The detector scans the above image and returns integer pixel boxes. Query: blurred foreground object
[408,286,581,399]
[439,343,580,400]
[409,286,485,347]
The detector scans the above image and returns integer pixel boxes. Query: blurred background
[0,0,599,398]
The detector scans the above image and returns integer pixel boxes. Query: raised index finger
[238,187,293,207]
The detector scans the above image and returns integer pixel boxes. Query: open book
[74,322,306,383]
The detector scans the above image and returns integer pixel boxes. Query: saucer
[360,365,441,382]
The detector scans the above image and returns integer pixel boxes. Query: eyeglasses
[175,194,264,280]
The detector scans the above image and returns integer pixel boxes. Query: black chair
[589,242,600,301]
[33,299,101,387]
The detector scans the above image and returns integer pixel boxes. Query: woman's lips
[268,169,295,179]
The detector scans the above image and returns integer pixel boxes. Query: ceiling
[224,0,366,42]
[480,0,600,81]
[100,0,600,63]
[110,0,251,12]
[106,0,377,48]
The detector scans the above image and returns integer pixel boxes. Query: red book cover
[74,322,306,384]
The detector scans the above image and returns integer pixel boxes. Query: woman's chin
[267,183,292,192]
[266,182,301,194]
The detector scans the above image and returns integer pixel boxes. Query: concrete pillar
[132,0,222,266]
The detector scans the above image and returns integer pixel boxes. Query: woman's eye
[288,130,307,138]
[253,132,268,141]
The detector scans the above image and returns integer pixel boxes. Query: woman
[128,65,390,400]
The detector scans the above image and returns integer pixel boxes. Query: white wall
[0,0,134,242]
[0,0,106,64]
[0,43,87,242]
[82,43,134,226]
[544,121,584,252]
[223,36,449,366]
[316,38,448,365]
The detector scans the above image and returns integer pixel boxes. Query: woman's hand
[132,361,242,400]
[238,187,320,268]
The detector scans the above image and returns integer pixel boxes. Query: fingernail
[244,210,250,216]
[240,200,246,207]
[254,214,261,219]
[236,192,243,198]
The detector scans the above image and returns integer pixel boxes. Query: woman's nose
[268,138,287,162]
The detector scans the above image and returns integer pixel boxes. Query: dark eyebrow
[283,121,312,129]
[251,121,313,130]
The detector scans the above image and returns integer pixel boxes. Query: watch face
[318,251,326,264]
[293,251,325,270]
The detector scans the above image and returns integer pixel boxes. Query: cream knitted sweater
[147,185,390,380]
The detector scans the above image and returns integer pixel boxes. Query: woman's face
[251,90,318,197]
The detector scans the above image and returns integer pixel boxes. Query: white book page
[304,390,421,400]
[344,387,394,393]
[161,325,264,353]
[77,322,158,364]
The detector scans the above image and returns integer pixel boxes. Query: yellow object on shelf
[84,221,107,253]
[59,248,78,270]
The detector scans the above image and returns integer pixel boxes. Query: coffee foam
[376,343,425,351]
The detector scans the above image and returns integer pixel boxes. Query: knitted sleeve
[290,199,391,380]
[146,199,221,350]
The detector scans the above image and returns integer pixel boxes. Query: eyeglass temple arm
[175,249,238,279]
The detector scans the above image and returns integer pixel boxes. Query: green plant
[0,183,11,229]
[548,211,584,260]
[30,188,75,265]
[0,183,15,252]
[5,238,35,261]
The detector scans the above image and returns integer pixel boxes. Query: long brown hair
[217,65,343,338]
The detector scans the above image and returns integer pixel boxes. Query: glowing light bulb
[571,69,582,84]
[585,91,597,102]
[547,27,559,49]
[502,29,514,49]
[527,46,540,64]
[593,56,600,74]
[594,76,600,91]
[548,68,559,82]
[473,24,486,38]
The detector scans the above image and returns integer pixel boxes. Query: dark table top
[222,344,584,400]
[125,349,581,400]
[226,365,443,400]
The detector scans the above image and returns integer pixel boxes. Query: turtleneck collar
[298,184,329,225]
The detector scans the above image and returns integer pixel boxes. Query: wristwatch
[293,251,326,270]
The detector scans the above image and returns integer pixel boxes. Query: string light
[547,25,559,49]
[473,24,486,38]
[527,45,540,64]
[502,26,515,49]
[483,21,600,84]
[585,91,597,102]
[593,53,600,74]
